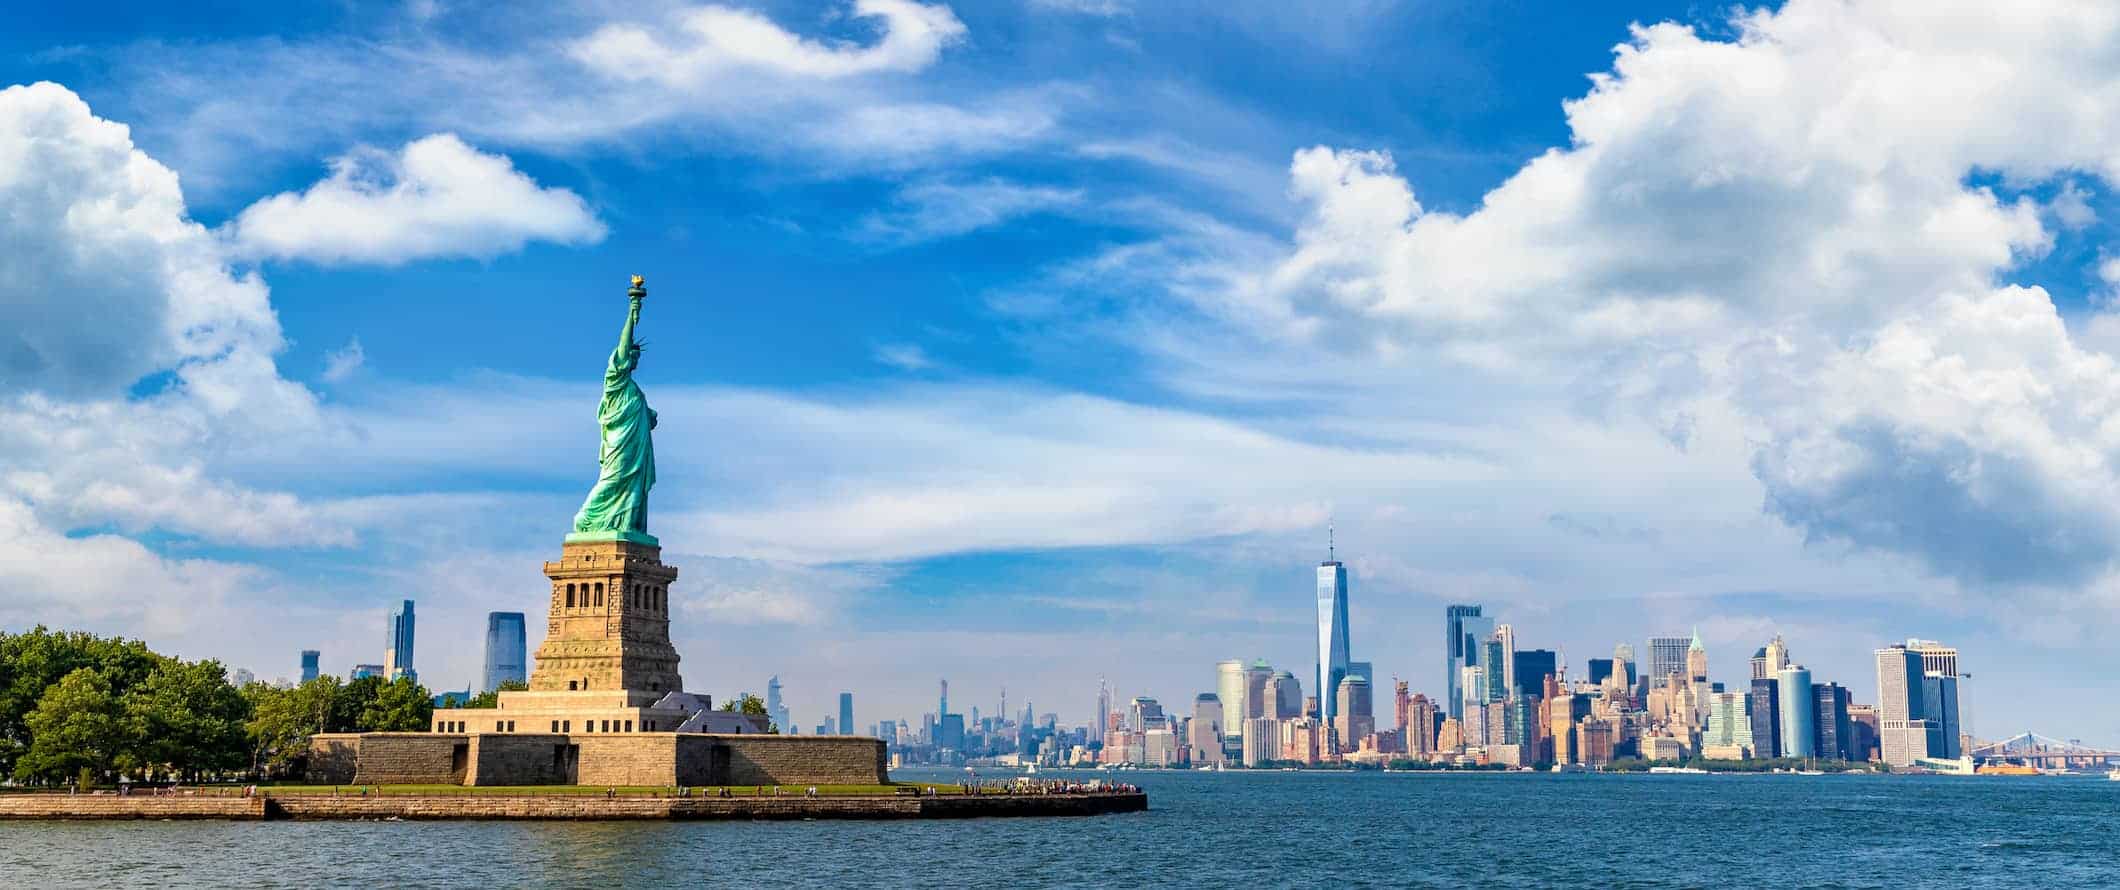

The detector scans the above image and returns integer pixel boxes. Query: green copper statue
[569,275,658,544]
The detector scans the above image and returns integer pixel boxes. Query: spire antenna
[1328,519,1336,562]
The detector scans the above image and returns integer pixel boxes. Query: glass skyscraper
[384,599,416,682]
[1777,665,1816,759]
[1647,636,1689,688]
[299,649,320,684]
[481,611,526,692]
[1444,604,1492,719]
[839,692,854,737]
[1316,557,1351,750]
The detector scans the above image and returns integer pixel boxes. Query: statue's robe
[572,341,656,534]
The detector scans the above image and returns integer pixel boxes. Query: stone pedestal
[530,536,682,694]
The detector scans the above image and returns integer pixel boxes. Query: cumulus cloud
[572,0,966,87]
[1124,1,2120,594]
[225,133,605,265]
[321,337,366,383]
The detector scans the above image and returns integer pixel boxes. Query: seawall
[0,792,1145,821]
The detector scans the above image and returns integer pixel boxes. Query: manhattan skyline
[7,1,2120,745]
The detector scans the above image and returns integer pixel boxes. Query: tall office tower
[1586,658,1614,685]
[1704,691,1754,753]
[1129,697,1167,732]
[481,611,527,693]
[1511,650,1557,697]
[1334,675,1373,751]
[940,677,950,721]
[1750,648,1768,680]
[1094,676,1110,742]
[1317,547,1352,750]
[839,692,854,737]
[1244,660,1273,719]
[1847,704,1881,762]
[383,599,416,682]
[1216,660,1248,738]
[1393,679,1412,738]
[1459,666,1487,743]
[1920,673,1961,759]
[1874,644,1927,767]
[1190,694,1225,765]
[1242,716,1281,767]
[766,675,790,734]
[1444,605,1490,719]
[1409,693,1436,755]
[299,650,320,684]
[1480,637,1507,702]
[1907,638,1963,757]
[1686,629,1709,683]
[350,664,384,680]
[998,687,1007,728]
[1748,677,1782,759]
[1812,683,1852,760]
[1763,634,1789,676]
[1777,665,1816,759]
[1612,643,1637,689]
[1267,670,1302,718]
[1648,636,1689,689]
[1496,624,1518,693]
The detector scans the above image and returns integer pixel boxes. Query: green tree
[460,680,527,709]
[719,693,777,733]
[15,668,132,786]
[125,659,250,782]
[359,677,434,731]
[0,627,162,777]
[245,677,340,776]
[329,676,385,732]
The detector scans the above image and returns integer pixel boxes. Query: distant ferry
[1550,764,1585,774]
[1648,766,1708,775]
[1976,762,2039,776]
[2107,767,2120,782]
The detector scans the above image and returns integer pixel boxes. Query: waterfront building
[1279,717,1322,764]
[1242,717,1279,767]
[1437,717,1464,753]
[1481,637,1508,702]
[1777,665,1816,759]
[1393,679,1412,740]
[1647,636,1689,689]
[1459,666,1487,742]
[1550,713,1575,764]
[1244,660,1273,720]
[1920,673,1961,759]
[1874,644,1927,767]
[938,713,965,750]
[1129,696,1167,732]
[1847,704,1882,762]
[1335,675,1374,753]
[1578,717,1614,767]
[1641,735,1684,762]
[766,675,790,735]
[1317,549,1352,748]
[1750,647,1768,681]
[1704,691,1753,756]
[1409,693,1436,756]
[1216,660,1247,740]
[1143,728,1180,767]
[350,663,383,680]
[1748,677,1782,759]
[300,650,320,684]
[1496,624,1517,693]
[481,611,527,693]
[1444,604,1491,719]
[1512,649,1556,698]
[1686,629,1708,683]
[1813,683,1851,760]
[1190,694,1225,765]
[1267,670,1302,718]
[839,692,854,737]
[383,599,416,682]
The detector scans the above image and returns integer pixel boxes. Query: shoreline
[0,790,1146,822]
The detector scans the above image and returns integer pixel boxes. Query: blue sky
[7,0,2120,743]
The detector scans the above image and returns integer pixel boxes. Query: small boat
[1550,763,1584,774]
[1648,766,1708,775]
[2107,768,2120,782]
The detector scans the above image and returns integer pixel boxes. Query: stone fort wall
[307,733,886,786]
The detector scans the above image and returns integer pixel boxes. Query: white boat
[2107,768,2120,782]
[1550,763,1584,774]
[1648,766,1708,775]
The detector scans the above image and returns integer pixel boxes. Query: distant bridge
[1970,732,2120,768]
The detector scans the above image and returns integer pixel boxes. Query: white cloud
[858,177,1082,243]
[226,133,605,265]
[572,0,967,87]
[321,337,366,382]
[872,343,936,370]
[1028,0,1130,16]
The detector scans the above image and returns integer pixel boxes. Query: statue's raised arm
[570,275,659,544]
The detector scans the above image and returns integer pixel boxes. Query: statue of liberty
[570,275,658,543]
